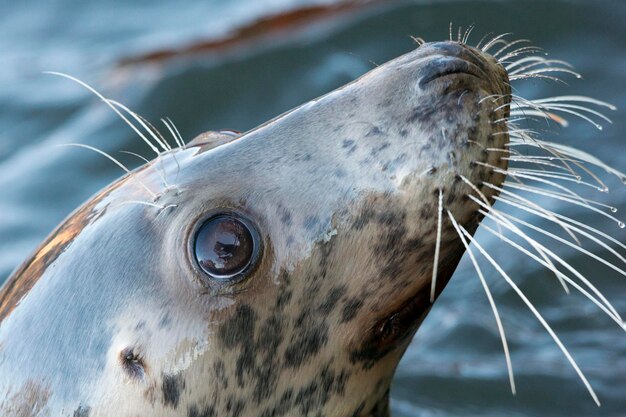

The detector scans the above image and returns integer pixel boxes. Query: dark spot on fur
[370,142,390,157]
[279,206,293,226]
[73,406,91,417]
[284,322,328,368]
[219,305,257,349]
[318,285,347,314]
[366,126,382,137]
[162,373,185,408]
[120,347,145,380]
[341,296,365,322]
[188,405,217,417]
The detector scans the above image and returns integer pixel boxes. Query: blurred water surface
[1,0,625,415]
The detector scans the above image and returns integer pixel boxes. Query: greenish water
[0,1,625,415]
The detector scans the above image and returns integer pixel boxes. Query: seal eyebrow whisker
[161,118,186,150]
[120,151,171,190]
[57,143,157,198]
[118,200,177,212]
[454,218,601,407]
[107,100,172,152]
[447,209,516,395]
[430,188,444,302]
[43,72,162,156]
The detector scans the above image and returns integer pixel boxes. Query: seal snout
[417,41,504,91]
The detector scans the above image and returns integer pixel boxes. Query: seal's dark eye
[194,214,259,281]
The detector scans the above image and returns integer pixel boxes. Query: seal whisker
[43,72,162,156]
[469,195,570,294]
[506,141,608,187]
[489,207,626,278]
[447,210,516,394]
[479,220,624,326]
[501,181,625,228]
[409,35,426,47]
[57,143,157,198]
[513,67,582,80]
[165,117,186,150]
[455,221,601,407]
[430,188,444,302]
[117,200,177,212]
[507,168,609,194]
[491,39,532,59]
[458,174,502,235]
[498,46,546,62]
[107,100,171,152]
[475,31,494,49]
[494,194,626,253]
[477,161,603,200]
[462,24,476,44]
[504,55,563,70]
[479,204,625,323]
[481,33,513,53]
[120,151,170,189]
[508,59,574,75]
[509,73,568,84]
[483,183,583,244]
[518,141,626,184]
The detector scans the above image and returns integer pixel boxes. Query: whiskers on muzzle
[428,29,623,407]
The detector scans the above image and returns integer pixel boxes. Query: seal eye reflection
[194,215,259,281]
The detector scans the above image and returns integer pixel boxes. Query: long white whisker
[456,224,601,406]
[57,143,156,198]
[447,210,516,394]
[44,72,161,156]
[480,222,624,327]
[430,189,444,302]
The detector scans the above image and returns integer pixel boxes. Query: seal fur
[0,32,622,416]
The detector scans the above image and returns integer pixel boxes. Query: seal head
[0,41,510,417]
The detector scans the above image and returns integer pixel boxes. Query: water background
[1,0,625,415]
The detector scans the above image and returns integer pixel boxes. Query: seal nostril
[120,347,146,380]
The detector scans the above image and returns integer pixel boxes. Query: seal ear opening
[187,130,241,150]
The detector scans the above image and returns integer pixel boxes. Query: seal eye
[194,214,258,281]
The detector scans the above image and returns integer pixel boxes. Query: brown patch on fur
[0,201,98,322]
